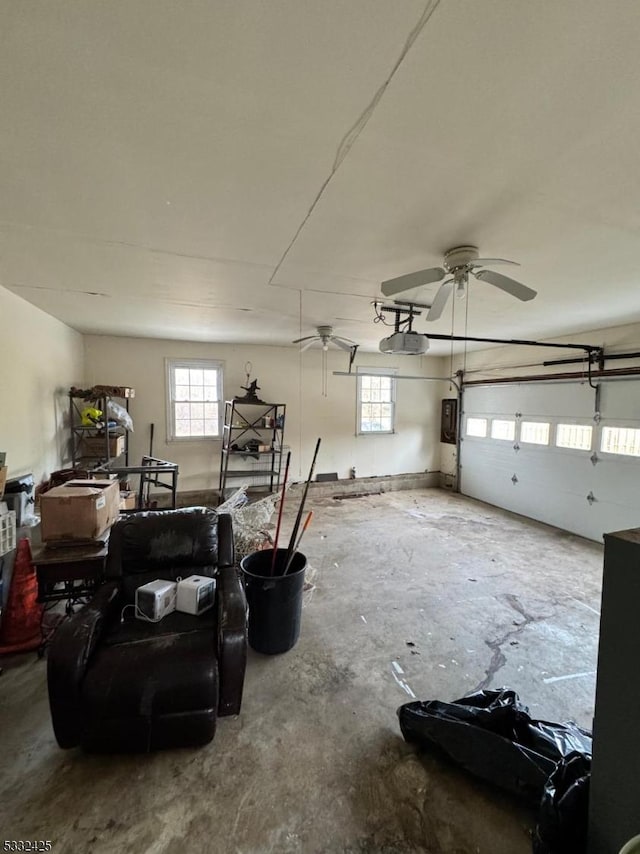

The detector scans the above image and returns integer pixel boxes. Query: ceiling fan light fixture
[380,245,536,321]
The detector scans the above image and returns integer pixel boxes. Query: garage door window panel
[601,426,640,457]
[491,419,516,441]
[520,421,551,445]
[466,417,488,438]
[556,424,593,451]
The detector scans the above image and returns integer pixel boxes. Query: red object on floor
[0,537,43,654]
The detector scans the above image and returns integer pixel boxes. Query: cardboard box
[79,434,125,458]
[119,490,138,510]
[0,466,7,500]
[40,478,120,542]
[92,385,135,398]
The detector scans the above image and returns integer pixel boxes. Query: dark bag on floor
[398,688,592,804]
[398,688,592,853]
[533,752,591,854]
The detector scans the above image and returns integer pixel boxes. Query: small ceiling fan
[381,245,537,321]
[293,325,356,352]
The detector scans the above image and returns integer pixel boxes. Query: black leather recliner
[47,507,247,752]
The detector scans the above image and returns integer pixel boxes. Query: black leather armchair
[47,507,247,752]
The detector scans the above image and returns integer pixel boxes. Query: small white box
[135,580,177,621]
[176,575,216,616]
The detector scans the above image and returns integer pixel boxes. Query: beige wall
[84,335,447,491]
[0,286,84,482]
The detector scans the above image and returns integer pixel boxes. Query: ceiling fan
[380,245,537,321]
[293,325,356,352]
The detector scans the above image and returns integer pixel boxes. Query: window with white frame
[357,369,396,434]
[490,419,516,441]
[520,421,551,445]
[466,417,488,438]
[555,423,592,451]
[166,359,223,440]
[601,426,640,457]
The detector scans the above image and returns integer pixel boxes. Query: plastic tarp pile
[217,486,284,560]
[398,688,591,854]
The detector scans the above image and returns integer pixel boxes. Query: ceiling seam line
[267,0,442,289]
[0,221,275,271]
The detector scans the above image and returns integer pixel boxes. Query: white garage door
[460,379,640,542]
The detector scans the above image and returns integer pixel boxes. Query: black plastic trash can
[240,548,306,655]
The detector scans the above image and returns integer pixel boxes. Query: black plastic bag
[398,688,591,804]
[533,752,591,854]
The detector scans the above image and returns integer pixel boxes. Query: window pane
[491,419,516,441]
[358,372,395,434]
[466,417,487,438]
[170,360,222,439]
[520,421,550,445]
[556,424,592,450]
[601,426,640,456]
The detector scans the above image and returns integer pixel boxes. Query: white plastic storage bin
[0,510,17,556]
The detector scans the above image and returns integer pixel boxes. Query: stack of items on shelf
[67,384,136,510]
[68,385,134,471]
[219,394,286,500]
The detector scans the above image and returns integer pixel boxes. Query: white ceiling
[3,0,640,354]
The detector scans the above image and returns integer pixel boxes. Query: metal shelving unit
[69,388,132,469]
[218,400,286,501]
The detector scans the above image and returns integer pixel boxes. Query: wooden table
[32,541,108,609]
[32,541,109,655]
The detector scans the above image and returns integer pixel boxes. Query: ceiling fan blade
[426,280,454,321]
[381,267,445,298]
[332,338,356,351]
[470,258,520,268]
[292,335,316,344]
[474,269,537,301]
[300,339,318,352]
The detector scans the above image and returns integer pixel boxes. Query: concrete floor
[0,488,603,853]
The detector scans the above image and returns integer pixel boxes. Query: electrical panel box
[440,399,458,444]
